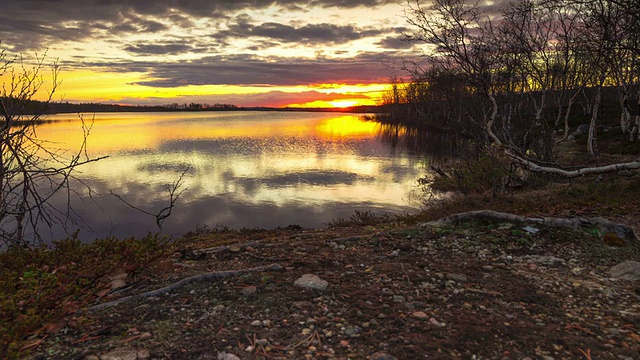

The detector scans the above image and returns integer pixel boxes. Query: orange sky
[1,0,421,108]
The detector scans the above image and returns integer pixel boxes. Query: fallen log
[85,263,284,312]
[505,150,640,178]
[423,210,637,242]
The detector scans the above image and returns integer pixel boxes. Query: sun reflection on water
[35,111,425,240]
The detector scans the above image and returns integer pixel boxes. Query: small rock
[294,274,329,291]
[255,339,269,346]
[212,304,225,312]
[429,318,445,327]
[412,311,429,320]
[610,260,640,281]
[381,288,394,295]
[139,332,152,340]
[228,246,241,253]
[392,295,406,303]
[523,225,540,234]
[524,255,566,266]
[370,352,397,360]
[217,352,241,360]
[293,301,315,309]
[100,347,149,360]
[344,326,360,336]
[240,286,257,296]
[446,273,468,282]
[250,320,263,327]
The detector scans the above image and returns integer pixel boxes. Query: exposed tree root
[85,263,284,312]
[424,210,638,242]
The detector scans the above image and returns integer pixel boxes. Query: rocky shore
[31,212,640,359]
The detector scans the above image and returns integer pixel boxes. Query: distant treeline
[1,98,382,115]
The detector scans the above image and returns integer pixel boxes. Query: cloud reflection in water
[35,111,426,241]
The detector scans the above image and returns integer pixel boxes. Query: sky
[0,0,428,108]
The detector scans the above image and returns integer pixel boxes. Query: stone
[412,311,429,320]
[217,353,241,360]
[294,274,329,291]
[100,347,149,360]
[292,300,314,309]
[429,318,445,327]
[392,295,406,303]
[250,320,263,327]
[523,255,566,266]
[446,273,468,282]
[370,352,397,360]
[610,260,640,281]
[240,286,257,296]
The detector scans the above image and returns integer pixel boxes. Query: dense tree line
[382,0,640,164]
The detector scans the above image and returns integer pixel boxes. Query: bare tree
[0,46,106,247]
[398,0,640,178]
[405,0,505,146]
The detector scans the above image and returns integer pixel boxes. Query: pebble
[250,320,263,327]
[446,273,468,282]
[99,347,150,360]
[370,352,397,360]
[429,318,445,327]
[392,295,406,303]
[255,339,269,346]
[294,274,329,291]
[412,311,429,319]
[344,326,361,336]
[217,352,241,360]
[240,286,257,296]
[212,305,225,312]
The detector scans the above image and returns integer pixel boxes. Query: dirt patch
[29,221,640,359]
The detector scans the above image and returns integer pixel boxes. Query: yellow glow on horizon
[1,66,390,107]
[329,100,359,108]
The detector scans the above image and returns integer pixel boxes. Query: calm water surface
[37,111,431,241]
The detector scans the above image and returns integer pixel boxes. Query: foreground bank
[5,200,638,359]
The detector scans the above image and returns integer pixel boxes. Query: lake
[33,111,432,242]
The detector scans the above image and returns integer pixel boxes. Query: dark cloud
[100,52,396,87]
[376,35,415,49]
[124,42,194,55]
[1,0,400,49]
[218,21,385,45]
